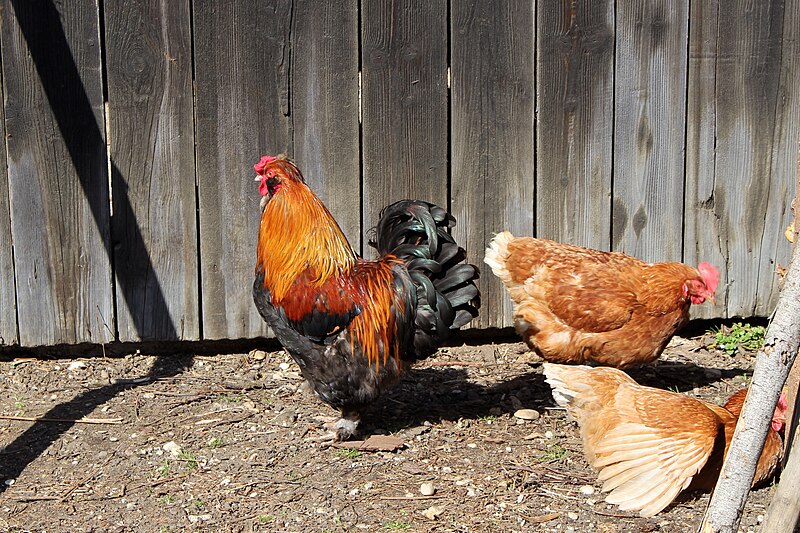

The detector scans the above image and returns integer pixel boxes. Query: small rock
[544,430,554,439]
[279,362,291,371]
[68,361,86,371]
[272,410,297,428]
[757,515,764,524]
[466,443,477,449]
[579,485,595,495]
[567,511,579,520]
[187,514,212,523]
[421,505,443,520]
[162,441,182,457]
[249,349,267,361]
[420,483,436,496]
[3,479,14,486]
[514,409,540,421]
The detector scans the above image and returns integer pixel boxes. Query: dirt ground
[0,322,781,532]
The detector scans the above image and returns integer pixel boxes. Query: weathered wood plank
[684,0,723,319]
[0,69,17,346]
[1,0,113,346]
[536,0,614,250]
[451,1,536,328]
[764,0,800,313]
[361,0,448,248]
[194,0,293,340]
[292,0,360,248]
[105,0,198,341]
[612,0,689,261]
[685,0,796,318]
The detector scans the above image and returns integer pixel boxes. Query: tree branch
[699,234,800,533]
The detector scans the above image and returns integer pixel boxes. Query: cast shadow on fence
[0,0,187,493]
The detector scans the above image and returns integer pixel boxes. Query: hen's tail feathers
[369,200,480,356]
[484,231,515,284]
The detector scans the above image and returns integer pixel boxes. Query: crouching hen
[485,232,719,367]
[252,155,480,441]
[543,363,786,517]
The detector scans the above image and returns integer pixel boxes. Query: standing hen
[485,232,719,367]
[543,363,786,517]
[252,155,480,441]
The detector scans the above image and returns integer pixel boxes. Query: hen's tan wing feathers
[543,364,721,517]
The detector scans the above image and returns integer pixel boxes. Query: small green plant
[159,494,175,506]
[178,450,198,470]
[216,394,244,404]
[539,444,567,462]
[383,520,412,530]
[714,322,766,355]
[13,397,26,414]
[336,448,362,460]
[187,497,204,512]
[669,385,681,393]
[156,459,172,478]
[257,515,274,524]
[478,415,497,422]
[207,436,224,448]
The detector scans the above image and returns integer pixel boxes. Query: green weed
[714,322,766,355]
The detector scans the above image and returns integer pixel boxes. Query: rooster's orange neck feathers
[256,176,356,303]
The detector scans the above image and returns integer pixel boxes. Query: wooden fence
[0,0,798,348]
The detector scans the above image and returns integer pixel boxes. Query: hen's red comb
[254,155,278,174]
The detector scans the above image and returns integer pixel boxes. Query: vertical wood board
[686,0,791,317]
[194,0,293,340]
[764,0,800,315]
[0,61,18,345]
[451,0,536,328]
[613,1,689,261]
[361,0,448,248]
[1,0,113,346]
[536,0,614,250]
[291,0,360,248]
[105,0,198,341]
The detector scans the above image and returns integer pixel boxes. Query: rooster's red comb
[254,155,278,175]
[697,262,720,292]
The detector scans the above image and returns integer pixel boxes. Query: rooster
[485,232,719,367]
[544,363,786,517]
[252,155,480,441]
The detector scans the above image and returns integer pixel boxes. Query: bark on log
[698,237,800,533]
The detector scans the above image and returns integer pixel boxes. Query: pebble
[162,441,182,457]
[579,485,595,495]
[272,410,297,428]
[67,361,86,371]
[250,349,267,361]
[757,515,764,524]
[420,483,436,496]
[279,362,291,371]
[544,430,554,439]
[567,512,579,520]
[421,505,443,520]
[514,409,540,421]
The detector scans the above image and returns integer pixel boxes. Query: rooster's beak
[709,295,716,305]
[254,175,261,182]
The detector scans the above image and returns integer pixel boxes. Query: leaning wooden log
[699,190,800,532]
